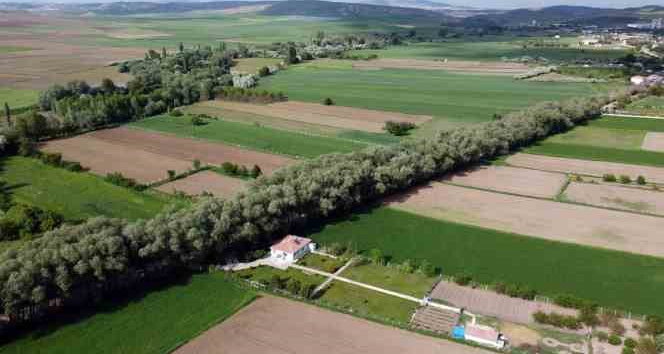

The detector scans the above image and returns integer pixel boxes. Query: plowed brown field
[642,132,664,152]
[174,296,492,354]
[156,171,246,198]
[443,165,566,198]
[564,182,664,216]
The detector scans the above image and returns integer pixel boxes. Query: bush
[258,66,270,77]
[384,121,416,136]
[190,115,205,126]
[579,306,600,327]
[603,174,617,182]
[655,334,664,352]
[622,347,635,354]
[0,204,63,241]
[454,273,472,286]
[105,172,144,191]
[368,248,384,265]
[637,175,647,185]
[286,278,301,294]
[619,175,632,184]
[170,110,183,117]
[533,311,582,330]
[250,165,262,179]
[636,338,658,354]
[609,335,622,346]
[323,98,334,106]
[167,170,177,180]
[625,338,638,349]
[609,318,626,335]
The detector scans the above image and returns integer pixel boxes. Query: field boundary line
[605,113,664,120]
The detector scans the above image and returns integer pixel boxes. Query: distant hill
[464,5,660,27]
[261,0,452,23]
[0,1,276,15]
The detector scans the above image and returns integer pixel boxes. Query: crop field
[232,58,282,74]
[174,296,487,354]
[387,182,664,258]
[341,263,437,298]
[351,58,529,75]
[259,64,602,130]
[0,157,169,220]
[442,165,566,198]
[0,46,33,53]
[562,182,664,216]
[0,273,256,354]
[155,171,246,198]
[506,153,664,184]
[308,207,664,317]
[623,96,664,116]
[0,88,39,110]
[524,116,664,167]
[353,40,628,62]
[130,114,368,158]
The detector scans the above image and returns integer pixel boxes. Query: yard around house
[0,273,256,354]
[307,206,664,317]
[258,63,607,132]
[341,262,438,298]
[0,156,172,221]
[623,96,664,116]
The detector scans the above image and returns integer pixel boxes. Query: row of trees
[0,84,652,325]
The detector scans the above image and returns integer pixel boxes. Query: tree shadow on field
[0,273,194,346]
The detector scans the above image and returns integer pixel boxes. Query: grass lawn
[544,126,644,150]
[235,266,326,287]
[524,142,664,168]
[308,207,664,317]
[624,96,664,116]
[342,263,437,297]
[232,58,281,74]
[0,157,171,220]
[0,273,256,354]
[298,253,346,273]
[0,88,39,111]
[319,281,418,324]
[589,115,664,132]
[259,64,603,131]
[129,114,368,158]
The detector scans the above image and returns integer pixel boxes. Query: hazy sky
[446,0,661,9]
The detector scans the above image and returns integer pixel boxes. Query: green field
[308,207,664,317]
[0,273,255,354]
[525,116,664,167]
[259,64,604,131]
[232,58,282,74]
[0,88,39,111]
[0,157,171,220]
[129,114,368,158]
[298,253,346,273]
[0,46,33,53]
[342,263,437,298]
[624,96,664,116]
[353,40,628,62]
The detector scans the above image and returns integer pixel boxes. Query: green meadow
[0,88,39,112]
[309,207,664,317]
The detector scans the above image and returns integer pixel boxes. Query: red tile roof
[271,235,312,254]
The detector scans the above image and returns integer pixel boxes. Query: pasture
[156,171,246,198]
[0,157,169,220]
[259,64,602,131]
[174,296,487,354]
[0,88,39,111]
[0,274,255,354]
[308,207,664,317]
[623,96,664,117]
[130,114,368,158]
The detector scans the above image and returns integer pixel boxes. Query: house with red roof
[270,235,316,263]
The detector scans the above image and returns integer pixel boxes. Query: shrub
[221,162,238,175]
[170,110,183,117]
[619,175,632,184]
[368,248,384,265]
[655,334,664,352]
[418,259,436,277]
[637,175,646,185]
[603,174,617,182]
[533,311,582,329]
[105,172,143,190]
[326,242,347,256]
[299,281,317,299]
[323,97,334,106]
[167,170,177,180]
[250,165,262,179]
[579,306,600,327]
[623,347,635,354]
[0,204,63,241]
[396,259,415,274]
[454,273,472,286]
[595,331,609,342]
[554,294,596,310]
[286,278,301,294]
[625,338,638,349]
[193,159,201,170]
[190,115,205,126]
[609,335,622,346]
[384,121,416,136]
[258,66,271,77]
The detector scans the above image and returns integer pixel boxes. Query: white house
[631,75,646,86]
[270,235,315,263]
[464,324,506,349]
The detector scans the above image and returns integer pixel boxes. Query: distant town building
[631,75,646,86]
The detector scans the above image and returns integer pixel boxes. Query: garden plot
[174,296,491,354]
[212,101,432,133]
[563,182,664,216]
[387,183,664,258]
[352,58,529,75]
[507,153,664,184]
[431,281,576,325]
[442,165,566,198]
[641,132,664,152]
[155,171,246,198]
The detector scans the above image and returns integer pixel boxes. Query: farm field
[623,96,664,116]
[387,182,664,258]
[0,273,256,354]
[130,114,367,158]
[442,165,566,198]
[259,64,604,131]
[155,171,246,198]
[506,153,664,184]
[231,58,282,74]
[353,40,628,62]
[524,116,664,167]
[562,182,664,216]
[351,58,528,75]
[308,207,664,317]
[0,156,170,220]
[642,132,664,152]
[0,88,39,110]
[174,295,490,354]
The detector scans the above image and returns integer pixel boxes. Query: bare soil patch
[507,153,664,184]
[174,295,492,354]
[213,100,432,133]
[500,323,541,347]
[641,132,664,152]
[443,165,566,198]
[387,183,664,258]
[352,58,529,75]
[564,182,664,216]
[431,281,576,325]
[156,171,246,198]
[41,135,192,183]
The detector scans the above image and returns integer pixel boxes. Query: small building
[452,324,506,349]
[270,235,315,263]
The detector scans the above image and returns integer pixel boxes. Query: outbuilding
[270,235,315,263]
[631,75,645,86]
[453,324,506,349]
